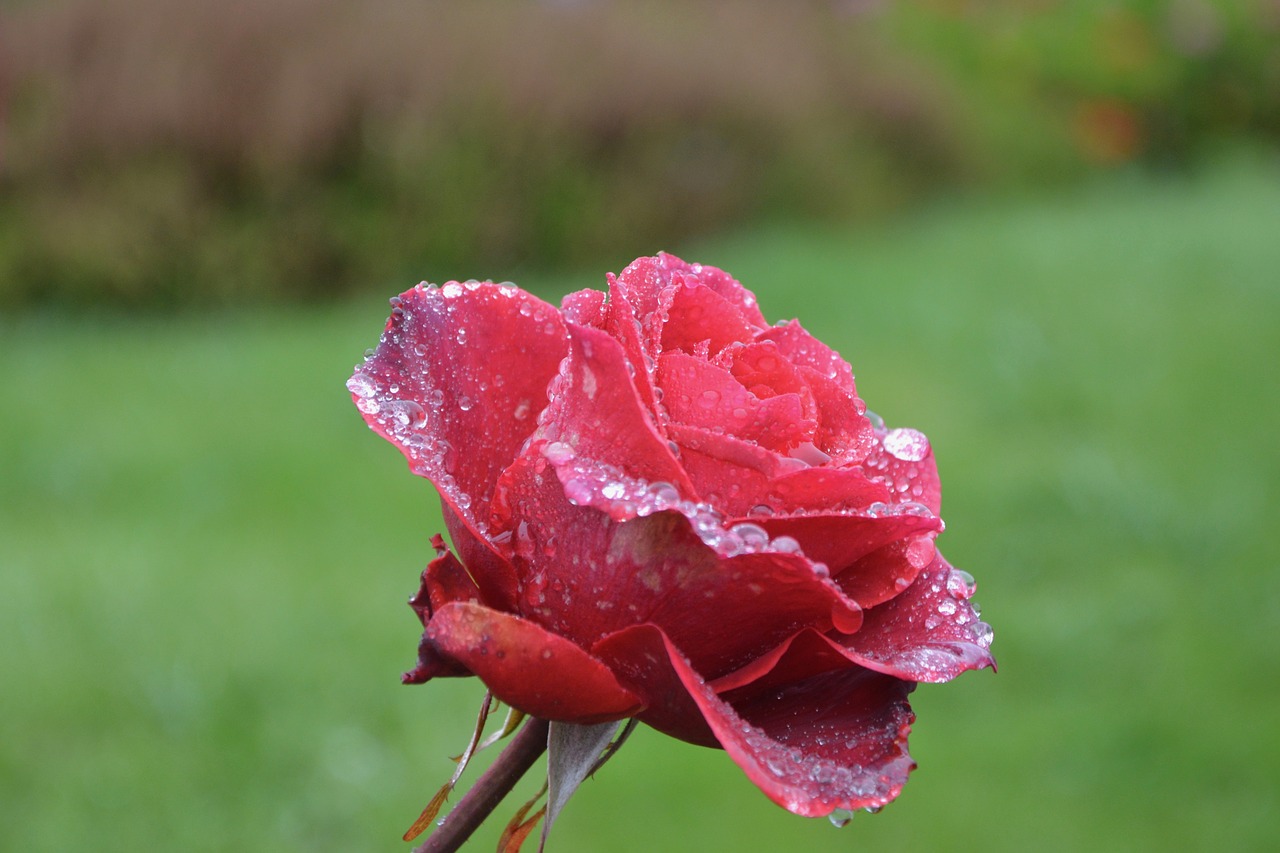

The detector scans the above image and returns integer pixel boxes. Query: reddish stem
[413,717,551,853]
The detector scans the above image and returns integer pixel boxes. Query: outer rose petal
[496,447,862,678]
[759,513,941,603]
[834,554,996,683]
[423,601,643,723]
[599,625,916,815]
[348,282,564,604]
[408,535,480,624]
[862,426,943,515]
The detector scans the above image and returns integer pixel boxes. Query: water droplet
[602,482,627,500]
[946,568,976,599]
[441,283,463,298]
[865,410,886,431]
[729,522,769,550]
[883,428,930,462]
[543,441,575,464]
[458,396,474,412]
[346,374,377,399]
[456,328,468,344]
[513,400,532,421]
[749,504,774,517]
[938,599,957,616]
[829,809,853,828]
[971,621,994,648]
[770,535,802,554]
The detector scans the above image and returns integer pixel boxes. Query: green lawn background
[2,155,1277,850]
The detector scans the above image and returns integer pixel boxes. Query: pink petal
[759,513,941,606]
[423,601,643,723]
[833,554,996,683]
[495,447,862,679]
[861,426,942,515]
[660,252,768,328]
[657,352,816,451]
[560,287,606,327]
[757,321,877,464]
[531,322,696,508]
[660,281,758,357]
[347,281,566,599]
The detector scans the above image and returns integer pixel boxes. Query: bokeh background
[2,1,1278,850]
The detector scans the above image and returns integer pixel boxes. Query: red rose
[349,253,992,818]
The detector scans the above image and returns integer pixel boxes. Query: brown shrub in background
[1,0,1276,309]
[0,0,988,307]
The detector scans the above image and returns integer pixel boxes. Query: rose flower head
[348,254,993,832]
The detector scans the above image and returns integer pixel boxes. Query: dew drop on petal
[829,809,854,828]
[458,396,475,412]
[947,568,976,599]
[972,621,995,648]
[883,428,930,462]
[543,441,575,464]
[346,374,376,399]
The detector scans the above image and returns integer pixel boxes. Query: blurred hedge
[1,0,1277,309]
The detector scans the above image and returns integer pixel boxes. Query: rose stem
[414,716,551,853]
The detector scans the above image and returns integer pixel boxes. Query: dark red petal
[347,281,566,583]
[660,281,757,357]
[442,502,519,611]
[532,322,696,510]
[656,629,917,816]
[497,449,861,677]
[657,352,816,451]
[423,601,643,723]
[861,426,942,515]
[834,554,995,683]
[591,623,719,747]
[408,537,481,624]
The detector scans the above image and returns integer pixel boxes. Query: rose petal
[532,322,696,505]
[834,534,939,611]
[834,554,996,683]
[561,287,607,327]
[409,535,481,623]
[658,352,816,451]
[861,426,942,515]
[661,253,768,328]
[759,512,941,602]
[757,321,877,464]
[660,281,758,357]
[423,601,643,723]
[348,281,566,602]
[654,629,917,816]
[497,449,862,678]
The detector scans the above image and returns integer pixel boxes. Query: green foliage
[2,157,1277,850]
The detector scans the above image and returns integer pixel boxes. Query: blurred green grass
[3,154,1278,851]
